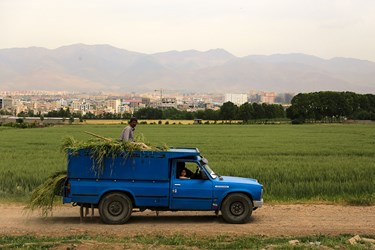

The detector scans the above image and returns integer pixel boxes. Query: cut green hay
[25,170,67,217]
[61,133,169,173]
[61,132,168,154]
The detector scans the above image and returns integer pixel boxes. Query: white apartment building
[15,103,27,115]
[224,93,248,106]
[70,101,81,111]
[59,98,68,107]
[80,103,92,113]
[0,96,13,110]
[106,99,121,113]
[118,105,131,114]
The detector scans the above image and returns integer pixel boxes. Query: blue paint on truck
[63,148,263,224]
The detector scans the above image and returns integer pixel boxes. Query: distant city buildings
[106,99,121,113]
[70,100,81,111]
[0,90,295,117]
[260,92,277,104]
[224,93,248,106]
[159,98,177,109]
[122,99,144,113]
[0,96,13,113]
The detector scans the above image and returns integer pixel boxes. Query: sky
[1,0,375,61]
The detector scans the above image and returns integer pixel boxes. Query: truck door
[170,160,213,210]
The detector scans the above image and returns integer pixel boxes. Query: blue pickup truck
[63,148,263,224]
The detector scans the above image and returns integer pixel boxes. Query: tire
[99,192,133,224]
[221,193,253,224]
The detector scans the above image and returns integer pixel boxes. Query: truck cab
[63,148,263,224]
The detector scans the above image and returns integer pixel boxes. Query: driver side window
[177,161,200,180]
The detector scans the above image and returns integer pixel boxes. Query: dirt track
[0,204,374,237]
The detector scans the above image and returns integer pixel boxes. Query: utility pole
[154,89,163,104]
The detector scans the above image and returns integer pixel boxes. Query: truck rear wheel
[221,193,253,224]
[99,192,133,224]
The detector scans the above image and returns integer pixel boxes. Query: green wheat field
[0,124,374,204]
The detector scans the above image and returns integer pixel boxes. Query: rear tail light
[66,182,71,195]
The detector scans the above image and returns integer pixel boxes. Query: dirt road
[0,204,374,237]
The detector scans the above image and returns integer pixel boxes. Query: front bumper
[253,199,263,208]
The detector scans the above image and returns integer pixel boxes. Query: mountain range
[0,44,374,93]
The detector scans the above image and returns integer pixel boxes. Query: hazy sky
[1,0,375,61]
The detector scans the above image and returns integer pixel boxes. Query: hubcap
[230,201,244,216]
[108,201,123,216]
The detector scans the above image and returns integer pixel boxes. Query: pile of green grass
[62,134,168,171]
[25,170,67,216]
[65,137,138,169]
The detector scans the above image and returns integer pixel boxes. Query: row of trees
[13,102,286,122]
[0,110,12,115]
[134,102,286,122]
[286,91,375,122]
[17,108,76,118]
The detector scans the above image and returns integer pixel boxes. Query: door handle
[174,184,181,186]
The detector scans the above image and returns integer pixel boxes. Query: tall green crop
[0,124,374,204]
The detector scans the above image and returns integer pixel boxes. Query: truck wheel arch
[99,190,135,207]
[220,191,254,209]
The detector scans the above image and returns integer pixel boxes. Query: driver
[179,169,190,179]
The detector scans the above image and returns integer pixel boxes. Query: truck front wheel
[221,193,253,224]
[99,192,133,224]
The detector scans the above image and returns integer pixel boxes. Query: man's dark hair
[129,117,138,123]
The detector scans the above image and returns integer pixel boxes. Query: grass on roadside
[0,233,374,249]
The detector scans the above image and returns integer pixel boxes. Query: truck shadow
[130,215,221,224]
[34,214,257,224]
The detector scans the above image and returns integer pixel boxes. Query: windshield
[201,163,218,179]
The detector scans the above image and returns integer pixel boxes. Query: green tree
[134,107,163,119]
[238,103,253,123]
[0,110,11,115]
[220,102,238,122]
[263,103,276,119]
[204,109,220,121]
[163,108,184,119]
[195,110,206,119]
[184,111,194,120]
[252,103,265,120]
[287,91,375,122]
[69,116,75,124]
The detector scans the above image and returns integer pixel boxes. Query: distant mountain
[0,44,374,93]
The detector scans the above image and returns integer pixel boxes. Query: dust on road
[0,204,374,237]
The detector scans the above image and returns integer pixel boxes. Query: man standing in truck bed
[119,117,137,142]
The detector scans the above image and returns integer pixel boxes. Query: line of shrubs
[0,119,53,128]
[135,120,288,125]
